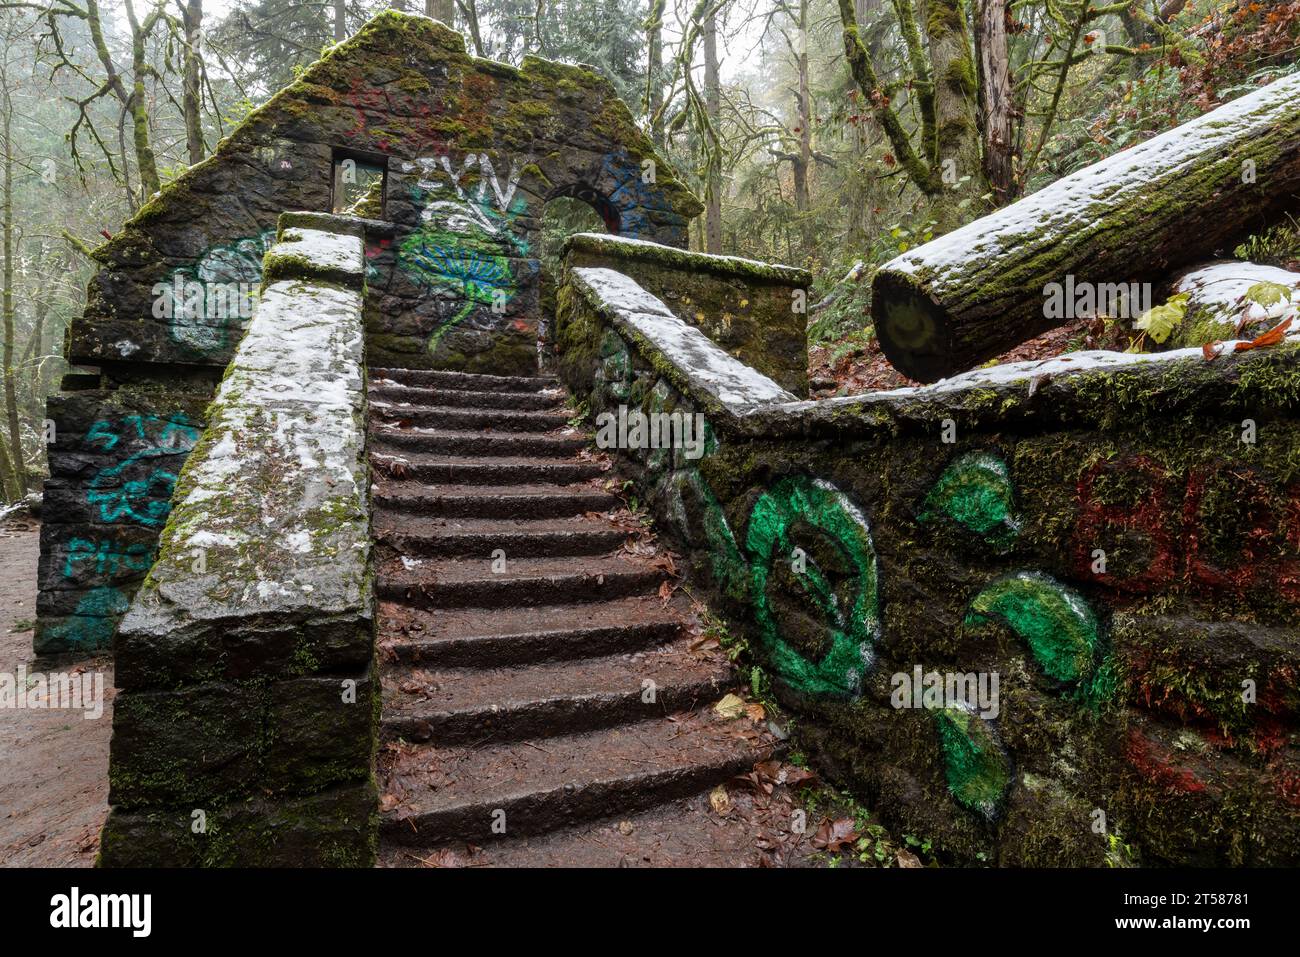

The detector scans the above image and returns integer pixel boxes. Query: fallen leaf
[709,785,732,815]
[617,820,635,836]
[811,816,859,852]
[745,702,766,722]
[896,849,923,868]
[658,580,674,606]
[714,693,746,719]
[1234,315,1293,353]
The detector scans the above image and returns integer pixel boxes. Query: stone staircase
[368,367,782,866]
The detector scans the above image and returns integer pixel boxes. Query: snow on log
[1160,260,1300,349]
[871,72,1300,383]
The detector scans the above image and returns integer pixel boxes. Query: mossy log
[872,72,1300,382]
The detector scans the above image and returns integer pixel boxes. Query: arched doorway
[537,194,611,369]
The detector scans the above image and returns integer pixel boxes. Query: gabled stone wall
[557,264,1300,866]
[69,11,701,376]
[38,11,702,656]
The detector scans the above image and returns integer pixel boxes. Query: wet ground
[0,519,112,867]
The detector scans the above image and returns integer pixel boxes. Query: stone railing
[559,233,810,396]
[98,213,377,866]
[557,263,1300,866]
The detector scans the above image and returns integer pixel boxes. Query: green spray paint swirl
[919,451,1020,547]
[965,572,1101,685]
[934,705,1012,820]
[746,476,880,698]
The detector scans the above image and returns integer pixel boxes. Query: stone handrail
[98,212,377,867]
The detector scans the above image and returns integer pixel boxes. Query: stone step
[379,710,775,846]
[377,554,667,608]
[369,381,565,411]
[375,515,626,558]
[372,482,618,519]
[377,595,689,667]
[377,789,805,867]
[370,425,587,458]
[372,368,557,394]
[371,401,571,434]
[382,640,730,743]
[370,451,605,486]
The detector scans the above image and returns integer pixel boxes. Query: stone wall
[38,10,702,657]
[560,233,810,396]
[98,214,376,866]
[68,11,700,377]
[36,385,211,655]
[557,265,1300,866]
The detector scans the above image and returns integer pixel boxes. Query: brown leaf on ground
[897,848,923,868]
[781,766,820,789]
[811,816,859,852]
[658,580,675,606]
[709,785,732,815]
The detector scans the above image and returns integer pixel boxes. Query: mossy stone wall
[558,266,1300,866]
[562,233,810,396]
[99,215,377,866]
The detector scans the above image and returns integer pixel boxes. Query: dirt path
[0,519,113,867]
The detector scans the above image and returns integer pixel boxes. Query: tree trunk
[1,85,24,497]
[926,0,985,221]
[871,73,1300,382]
[703,9,722,254]
[181,0,205,166]
[335,0,346,41]
[646,0,666,147]
[975,0,1015,203]
[793,0,811,220]
[122,0,161,199]
[457,0,486,55]
[426,0,454,23]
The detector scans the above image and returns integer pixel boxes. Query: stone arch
[543,183,621,235]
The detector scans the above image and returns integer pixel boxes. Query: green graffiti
[397,190,535,357]
[48,586,131,650]
[161,231,275,353]
[746,476,880,698]
[663,469,748,601]
[919,451,1020,546]
[934,706,1012,820]
[965,572,1101,685]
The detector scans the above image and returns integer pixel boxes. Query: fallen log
[871,72,1300,383]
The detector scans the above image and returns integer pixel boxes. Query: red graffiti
[1124,728,1208,795]
[342,76,449,154]
[1073,455,1300,601]
[1073,455,1176,592]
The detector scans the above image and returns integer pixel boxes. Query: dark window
[331,151,386,216]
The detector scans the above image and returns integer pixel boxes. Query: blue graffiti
[48,586,131,649]
[85,414,200,528]
[62,538,155,579]
[600,148,684,240]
